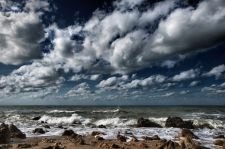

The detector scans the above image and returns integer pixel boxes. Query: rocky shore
[0,117,224,149]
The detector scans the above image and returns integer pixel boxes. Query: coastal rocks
[165,117,194,129]
[214,139,225,146]
[137,117,162,128]
[179,137,201,149]
[9,124,26,139]
[159,140,180,149]
[180,129,199,139]
[213,135,225,139]
[98,125,107,128]
[117,133,127,142]
[143,135,161,141]
[62,129,77,138]
[91,131,106,136]
[32,116,41,120]
[0,123,10,144]
[33,128,45,134]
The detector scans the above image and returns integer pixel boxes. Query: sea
[0,106,225,148]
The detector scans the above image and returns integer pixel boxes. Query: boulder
[98,125,106,128]
[32,128,45,134]
[180,129,199,139]
[62,129,77,137]
[32,116,41,120]
[9,124,26,139]
[0,123,10,144]
[91,131,105,136]
[117,134,127,142]
[42,125,50,129]
[165,117,194,129]
[137,117,162,128]
[159,140,180,149]
[143,135,160,141]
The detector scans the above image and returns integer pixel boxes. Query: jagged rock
[165,117,194,129]
[180,137,202,149]
[95,136,104,141]
[137,117,162,128]
[17,143,32,148]
[9,124,26,139]
[195,123,214,129]
[32,116,41,120]
[159,140,181,149]
[32,128,45,134]
[143,135,160,140]
[98,125,106,128]
[117,134,127,142]
[91,131,105,136]
[214,139,225,146]
[180,129,199,139]
[111,144,120,148]
[0,123,10,144]
[213,135,225,139]
[42,125,50,129]
[62,129,77,137]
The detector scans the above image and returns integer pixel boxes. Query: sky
[0,0,225,105]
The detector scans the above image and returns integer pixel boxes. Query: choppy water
[0,106,225,148]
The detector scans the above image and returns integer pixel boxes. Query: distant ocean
[0,106,225,148]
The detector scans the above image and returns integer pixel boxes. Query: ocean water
[0,106,225,148]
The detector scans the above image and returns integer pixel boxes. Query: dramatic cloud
[203,64,225,78]
[172,69,199,82]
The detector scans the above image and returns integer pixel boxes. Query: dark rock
[143,135,160,140]
[32,116,41,120]
[0,123,10,144]
[137,117,162,128]
[17,143,32,148]
[62,129,77,137]
[213,135,225,139]
[57,125,63,129]
[32,128,45,134]
[111,144,120,148]
[165,117,194,129]
[42,125,50,129]
[98,125,106,128]
[9,124,26,139]
[159,140,180,149]
[180,129,199,139]
[96,136,104,141]
[195,123,214,129]
[214,139,224,146]
[91,131,105,136]
[117,134,127,142]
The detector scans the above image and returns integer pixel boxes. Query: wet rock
[17,143,32,148]
[180,136,202,149]
[214,139,225,146]
[32,116,41,120]
[159,140,180,149]
[32,128,45,134]
[43,125,50,129]
[9,124,26,139]
[195,123,214,129]
[180,129,199,139]
[137,117,162,128]
[62,129,77,137]
[91,131,106,136]
[143,135,160,140]
[98,125,106,128]
[0,123,10,144]
[111,144,120,148]
[95,136,104,141]
[165,117,194,129]
[117,134,127,142]
[213,135,225,139]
